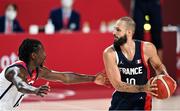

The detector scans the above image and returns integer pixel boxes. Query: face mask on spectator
[5,10,17,21]
[61,0,74,8]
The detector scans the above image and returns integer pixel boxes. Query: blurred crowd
[0,0,163,55]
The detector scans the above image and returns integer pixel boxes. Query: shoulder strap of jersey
[4,60,27,75]
[140,41,150,79]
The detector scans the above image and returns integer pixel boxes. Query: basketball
[151,75,177,99]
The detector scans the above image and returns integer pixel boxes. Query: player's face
[113,22,127,46]
[35,45,46,67]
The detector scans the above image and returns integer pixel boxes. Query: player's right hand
[94,70,112,88]
[145,77,158,97]
[35,82,50,97]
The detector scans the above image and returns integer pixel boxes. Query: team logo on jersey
[139,96,144,100]
[119,61,123,65]
[136,59,142,64]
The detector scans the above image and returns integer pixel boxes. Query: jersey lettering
[119,66,143,75]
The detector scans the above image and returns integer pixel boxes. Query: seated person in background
[0,3,23,34]
[49,0,80,32]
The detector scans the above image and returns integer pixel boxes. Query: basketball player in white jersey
[0,38,109,111]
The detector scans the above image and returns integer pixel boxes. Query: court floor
[16,96,180,111]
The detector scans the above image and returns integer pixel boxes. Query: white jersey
[0,61,38,111]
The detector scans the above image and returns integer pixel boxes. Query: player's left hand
[145,77,158,97]
[94,70,112,88]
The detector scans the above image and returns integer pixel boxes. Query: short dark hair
[117,16,136,33]
[18,38,42,64]
[5,3,18,11]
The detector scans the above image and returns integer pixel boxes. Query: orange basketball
[151,75,177,99]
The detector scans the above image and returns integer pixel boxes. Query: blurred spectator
[49,0,80,32]
[131,0,163,59]
[0,3,23,33]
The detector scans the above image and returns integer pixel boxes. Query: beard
[113,34,127,49]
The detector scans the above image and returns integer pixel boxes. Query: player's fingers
[97,70,106,76]
[104,81,110,85]
[150,92,158,97]
[45,82,49,86]
[39,89,49,93]
[104,82,109,85]
[104,81,112,88]
[150,87,158,91]
[38,92,48,97]
[36,91,46,97]
[39,87,49,91]
[148,77,154,84]
[39,90,48,94]
[38,89,49,94]
[40,86,49,90]
[44,82,51,91]
[39,86,50,91]
[150,83,157,87]
[41,85,50,89]
[149,77,154,82]
[104,84,111,88]
[96,71,104,75]
[149,77,154,81]
[38,91,48,96]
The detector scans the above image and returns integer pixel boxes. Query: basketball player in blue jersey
[0,38,109,111]
[103,16,173,110]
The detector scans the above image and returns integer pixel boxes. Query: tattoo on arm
[5,67,37,94]
[155,64,167,75]
[116,82,145,93]
[61,72,95,84]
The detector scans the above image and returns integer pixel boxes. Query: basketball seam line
[160,75,170,98]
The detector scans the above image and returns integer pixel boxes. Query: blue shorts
[109,91,152,110]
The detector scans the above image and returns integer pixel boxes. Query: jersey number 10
[126,78,136,85]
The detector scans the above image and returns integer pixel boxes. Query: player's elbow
[16,83,25,93]
[58,77,70,84]
[62,79,70,84]
[17,87,24,93]
[61,74,72,84]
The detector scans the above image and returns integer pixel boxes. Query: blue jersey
[117,40,149,85]
[109,40,152,110]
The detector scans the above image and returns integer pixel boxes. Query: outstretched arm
[39,67,107,85]
[5,66,49,97]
